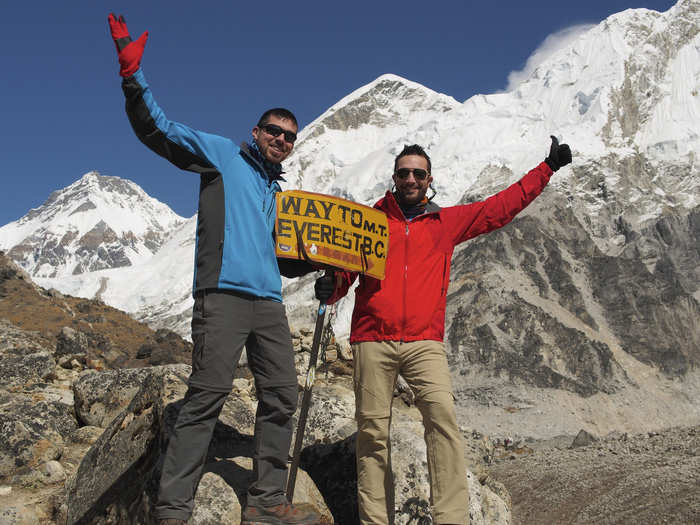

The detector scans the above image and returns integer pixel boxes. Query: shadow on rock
[301,433,359,525]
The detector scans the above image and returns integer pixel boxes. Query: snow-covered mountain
[1,0,698,438]
[282,0,700,340]
[41,216,197,336]
[0,172,184,279]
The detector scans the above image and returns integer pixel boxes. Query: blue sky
[1,0,676,226]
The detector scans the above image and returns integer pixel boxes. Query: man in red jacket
[315,139,571,524]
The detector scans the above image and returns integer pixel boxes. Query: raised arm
[445,136,572,245]
[108,14,233,174]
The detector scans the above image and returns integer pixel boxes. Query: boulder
[188,457,326,525]
[571,429,598,448]
[300,397,511,525]
[0,319,55,388]
[0,351,56,387]
[64,365,331,524]
[0,395,77,482]
[298,382,357,446]
[55,327,88,359]
[64,369,169,525]
[73,367,164,427]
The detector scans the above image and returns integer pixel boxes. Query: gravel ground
[488,425,700,525]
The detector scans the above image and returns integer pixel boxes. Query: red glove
[108,13,148,78]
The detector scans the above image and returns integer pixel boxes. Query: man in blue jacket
[109,14,319,525]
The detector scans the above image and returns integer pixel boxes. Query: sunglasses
[394,168,429,181]
[260,124,297,144]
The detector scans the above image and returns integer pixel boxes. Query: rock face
[447,200,700,387]
[444,191,700,440]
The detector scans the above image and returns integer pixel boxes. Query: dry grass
[0,254,191,369]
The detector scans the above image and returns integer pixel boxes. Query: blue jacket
[122,68,285,301]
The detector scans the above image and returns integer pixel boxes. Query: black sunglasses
[260,124,297,144]
[395,168,429,181]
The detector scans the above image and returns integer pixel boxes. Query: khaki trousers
[353,340,468,525]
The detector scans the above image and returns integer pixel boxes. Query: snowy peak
[0,171,185,279]
[25,171,181,235]
[39,215,198,337]
[503,0,699,158]
[305,73,459,135]
[282,1,700,209]
[284,74,460,200]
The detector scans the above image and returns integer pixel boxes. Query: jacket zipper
[440,255,448,297]
[265,184,277,220]
[402,222,409,342]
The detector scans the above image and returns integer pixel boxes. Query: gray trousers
[155,290,298,521]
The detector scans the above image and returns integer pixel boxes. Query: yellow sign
[275,190,388,280]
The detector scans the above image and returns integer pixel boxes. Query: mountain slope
[43,216,197,336]
[0,251,191,369]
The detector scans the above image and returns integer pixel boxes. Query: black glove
[314,272,336,303]
[544,135,572,172]
[277,258,316,278]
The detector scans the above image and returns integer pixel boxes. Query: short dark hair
[394,144,431,173]
[257,108,298,129]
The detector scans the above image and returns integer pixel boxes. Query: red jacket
[328,161,553,344]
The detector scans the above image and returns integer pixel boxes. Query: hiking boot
[241,501,320,524]
[158,520,186,525]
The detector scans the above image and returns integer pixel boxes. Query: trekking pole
[286,299,327,501]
